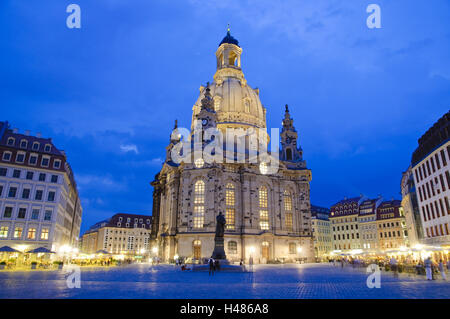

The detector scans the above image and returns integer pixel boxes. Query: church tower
[280,104,303,163]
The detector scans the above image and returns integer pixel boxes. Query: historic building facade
[376,200,408,249]
[310,205,332,259]
[150,30,314,264]
[329,196,365,252]
[81,213,152,255]
[401,166,424,246]
[0,121,82,253]
[358,197,382,251]
[410,111,450,247]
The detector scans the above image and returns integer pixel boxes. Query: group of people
[423,257,448,281]
[330,255,449,281]
[208,258,221,275]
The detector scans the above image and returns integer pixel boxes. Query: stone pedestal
[211,237,226,260]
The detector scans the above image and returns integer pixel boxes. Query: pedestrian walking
[208,257,215,276]
[438,260,447,280]
[390,257,398,278]
[424,257,433,281]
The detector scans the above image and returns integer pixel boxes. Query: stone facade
[150,30,314,264]
[0,121,82,253]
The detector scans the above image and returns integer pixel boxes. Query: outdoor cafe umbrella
[26,247,55,254]
[0,246,20,253]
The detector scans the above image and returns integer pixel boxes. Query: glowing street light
[297,246,303,254]
[152,247,158,254]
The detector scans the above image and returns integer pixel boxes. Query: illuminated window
[27,228,36,240]
[259,162,269,175]
[284,190,293,231]
[193,180,205,228]
[259,186,269,230]
[41,228,49,240]
[0,226,9,238]
[14,227,22,238]
[226,183,235,230]
[194,158,204,168]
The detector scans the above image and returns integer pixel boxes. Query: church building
[150,29,314,264]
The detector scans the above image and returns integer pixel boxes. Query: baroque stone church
[150,29,314,264]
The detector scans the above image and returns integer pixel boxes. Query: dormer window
[32,142,39,151]
[44,144,51,152]
[20,140,27,148]
[7,138,15,146]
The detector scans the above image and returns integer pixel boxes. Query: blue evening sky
[1,1,449,234]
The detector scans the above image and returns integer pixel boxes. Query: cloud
[120,144,139,154]
[76,174,128,192]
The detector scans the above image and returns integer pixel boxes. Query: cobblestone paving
[0,263,448,299]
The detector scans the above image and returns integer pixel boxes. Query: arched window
[284,190,293,231]
[259,186,269,230]
[225,183,235,230]
[227,241,237,255]
[193,240,201,259]
[193,180,205,228]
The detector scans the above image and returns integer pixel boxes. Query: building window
[32,142,39,151]
[0,226,9,238]
[44,144,51,152]
[35,190,43,200]
[26,171,34,180]
[38,173,46,182]
[2,152,11,161]
[29,154,37,165]
[16,153,25,163]
[22,188,30,199]
[0,168,6,176]
[228,241,238,254]
[51,175,58,183]
[193,180,205,228]
[48,191,56,202]
[14,227,23,239]
[8,187,17,198]
[41,228,49,240]
[17,208,26,219]
[41,157,50,167]
[27,228,36,240]
[289,243,296,254]
[7,138,15,146]
[0,185,3,197]
[44,210,52,221]
[13,169,21,178]
[284,190,293,231]
[259,186,269,230]
[3,207,12,218]
[31,209,39,220]
[225,183,235,230]
[53,160,61,169]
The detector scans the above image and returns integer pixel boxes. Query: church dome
[191,30,267,131]
[219,30,239,47]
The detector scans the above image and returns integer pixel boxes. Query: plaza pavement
[0,263,448,299]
